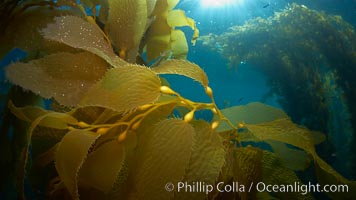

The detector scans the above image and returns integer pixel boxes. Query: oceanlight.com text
[255,182,348,195]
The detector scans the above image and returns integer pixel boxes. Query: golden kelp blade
[167,10,192,27]
[0,7,73,59]
[167,0,179,10]
[246,118,356,198]
[146,0,158,17]
[70,106,108,124]
[267,140,310,171]
[5,52,107,106]
[246,118,316,151]
[218,102,324,146]
[8,101,78,129]
[176,120,225,200]
[233,147,263,199]
[41,15,127,67]
[170,29,188,59]
[183,121,225,183]
[261,150,314,200]
[80,64,161,113]
[8,101,47,123]
[107,0,147,61]
[79,140,125,193]
[131,119,194,199]
[152,59,209,87]
[314,154,356,199]
[132,101,177,136]
[217,102,354,198]
[146,17,171,61]
[216,102,288,132]
[167,9,199,45]
[149,0,176,15]
[145,0,199,61]
[10,103,79,200]
[55,130,101,200]
[111,102,176,198]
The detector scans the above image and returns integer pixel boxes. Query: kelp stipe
[1,1,356,200]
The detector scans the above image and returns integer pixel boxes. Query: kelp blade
[6,52,107,106]
[80,64,161,112]
[55,130,100,199]
[131,119,194,199]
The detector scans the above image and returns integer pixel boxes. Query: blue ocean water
[173,0,356,110]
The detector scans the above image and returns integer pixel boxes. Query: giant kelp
[1,1,356,200]
[201,3,356,179]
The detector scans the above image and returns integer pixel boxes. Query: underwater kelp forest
[200,3,356,180]
[0,0,355,199]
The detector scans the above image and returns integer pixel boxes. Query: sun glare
[200,0,243,8]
